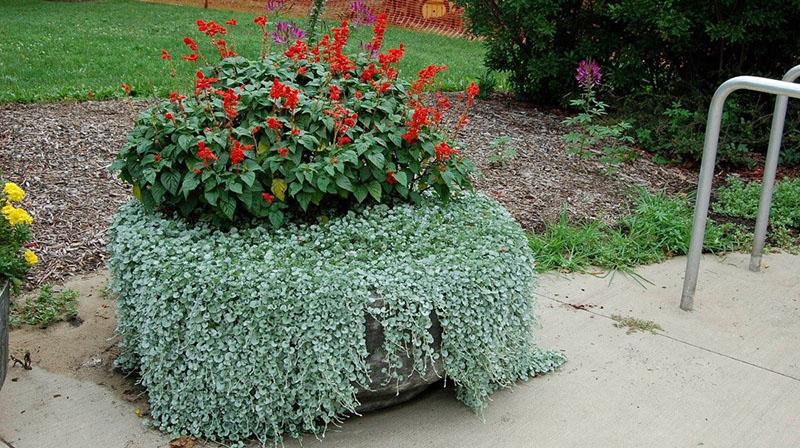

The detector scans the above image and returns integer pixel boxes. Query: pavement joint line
[534,291,800,384]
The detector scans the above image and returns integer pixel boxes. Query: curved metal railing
[680,66,800,311]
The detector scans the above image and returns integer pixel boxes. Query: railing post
[680,75,800,311]
[749,65,800,272]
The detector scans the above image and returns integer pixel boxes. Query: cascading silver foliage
[107,193,565,443]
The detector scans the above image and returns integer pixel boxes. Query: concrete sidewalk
[1,252,798,447]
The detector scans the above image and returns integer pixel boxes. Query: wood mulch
[0,94,694,287]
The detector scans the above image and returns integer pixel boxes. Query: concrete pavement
[1,252,798,447]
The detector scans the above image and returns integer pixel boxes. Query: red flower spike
[197,141,218,163]
[262,192,275,204]
[164,112,174,120]
[195,71,219,93]
[337,136,352,146]
[219,88,240,120]
[386,171,397,185]
[155,153,162,162]
[225,18,238,26]
[329,85,341,101]
[298,66,307,75]
[183,36,198,52]
[181,54,198,62]
[121,83,132,96]
[229,139,253,165]
[194,167,202,174]
[291,128,300,135]
[254,16,267,28]
[267,117,282,130]
[367,13,387,55]
[434,142,460,162]
[161,49,172,60]
[277,147,289,158]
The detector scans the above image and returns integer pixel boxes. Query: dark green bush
[457,0,800,166]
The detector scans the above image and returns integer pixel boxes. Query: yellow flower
[3,182,25,203]
[23,249,38,265]
[1,204,33,226]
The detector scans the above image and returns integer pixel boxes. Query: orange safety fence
[144,0,467,37]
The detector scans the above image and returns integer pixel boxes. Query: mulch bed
[0,94,693,287]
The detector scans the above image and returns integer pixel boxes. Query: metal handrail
[680,69,800,311]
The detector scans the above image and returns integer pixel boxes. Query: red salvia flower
[434,142,460,162]
[285,40,308,60]
[194,167,202,174]
[225,18,238,26]
[267,117,282,129]
[169,91,186,104]
[291,128,300,135]
[355,91,363,99]
[229,139,253,165]
[197,20,227,37]
[161,49,172,60]
[164,112,174,120]
[466,81,479,106]
[197,141,218,163]
[218,87,240,120]
[254,16,267,28]
[337,136,352,146]
[361,63,378,81]
[411,64,447,95]
[367,13,387,55]
[298,66,307,75]
[181,53,198,62]
[277,147,289,158]
[121,83,132,96]
[183,36,198,52]
[262,192,275,204]
[155,153,162,162]
[386,170,397,185]
[329,85,341,101]
[195,71,219,93]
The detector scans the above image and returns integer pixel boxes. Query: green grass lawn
[0,0,489,103]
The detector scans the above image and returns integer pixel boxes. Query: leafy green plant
[562,60,636,169]
[715,177,800,228]
[528,190,741,273]
[476,70,498,99]
[486,136,517,166]
[108,194,565,443]
[112,17,478,227]
[0,180,37,291]
[9,285,78,328]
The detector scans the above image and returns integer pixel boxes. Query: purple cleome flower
[576,59,602,89]
[265,0,287,13]
[271,21,305,45]
[350,0,377,26]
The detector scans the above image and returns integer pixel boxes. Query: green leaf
[240,171,256,187]
[393,171,408,187]
[219,195,236,219]
[366,152,385,168]
[366,180,382,201]
[160,171,181,195]
[204,189,219,205]
[335,175,354,192]
[268,211,284,228]
[228,181,243,194]
[271,178,287,201]
[353,184,368,202]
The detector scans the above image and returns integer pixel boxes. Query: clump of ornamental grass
[112,13,478,227]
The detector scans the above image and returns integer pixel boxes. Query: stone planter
[107,195,565,442]
[0,280,9,390]
[356,296,443,412]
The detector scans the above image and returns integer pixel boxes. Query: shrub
[456,0,800,166]
[107,193,566,442]
[112,15,477,227]
[0,181,37,291]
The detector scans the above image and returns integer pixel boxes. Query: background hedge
[108,193,565,442]
[457,0,800,166]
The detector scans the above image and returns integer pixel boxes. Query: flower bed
[108,193,564,442]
